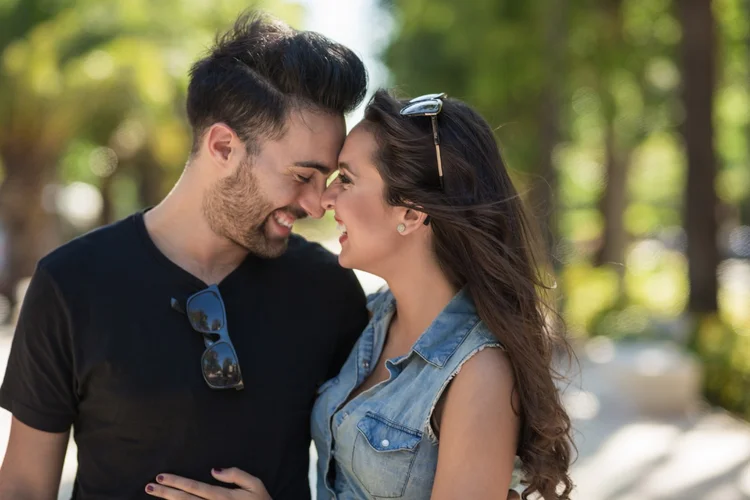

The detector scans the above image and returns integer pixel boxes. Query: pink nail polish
[213,468,223,473]
[146,485,154,492]
[157,475,164,482]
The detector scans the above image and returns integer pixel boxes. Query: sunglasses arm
[170,298,186,315]
[431,116,444,188]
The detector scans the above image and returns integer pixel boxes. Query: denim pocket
[352,412,422,498]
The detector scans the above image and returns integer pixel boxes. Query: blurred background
[1,0,749,498]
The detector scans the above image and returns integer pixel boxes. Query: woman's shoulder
[471,318,506,348]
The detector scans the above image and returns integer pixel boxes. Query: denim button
[363,361,370,369]
[381,439,390,447]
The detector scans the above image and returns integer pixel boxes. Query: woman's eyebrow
[338,161,357,176]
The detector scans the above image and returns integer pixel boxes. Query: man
[0,12,523,500]
[0,12,368,499]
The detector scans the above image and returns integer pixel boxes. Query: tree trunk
[678,0,719,313]
[595,118,629,270]
[98,172,115,227]
[532,0,568,260]
[136,150,165,208]
[594,0,628,274]
[0,148,60,312]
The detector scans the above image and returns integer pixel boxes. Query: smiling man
[0,12,369,500]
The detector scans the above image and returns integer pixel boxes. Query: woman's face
[321,122,404,274]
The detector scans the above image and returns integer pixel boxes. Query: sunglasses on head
[171,284,244,391]
[399,92,447,189]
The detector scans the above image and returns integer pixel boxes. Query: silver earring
[397,223,406,234]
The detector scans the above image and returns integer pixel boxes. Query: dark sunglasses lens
[187,290,224,333]
[201,342,242,388]
[409,93,446,103]
[400,100,442,116]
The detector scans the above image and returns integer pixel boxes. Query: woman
[146,90,574,499]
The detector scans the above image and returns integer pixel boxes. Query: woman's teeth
[274,212,294,229]
[337,222,347,235]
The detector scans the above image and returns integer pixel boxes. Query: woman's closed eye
[336,171,352,185]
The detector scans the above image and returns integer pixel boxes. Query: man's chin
[262,239,289,258]
[242,229,289,258]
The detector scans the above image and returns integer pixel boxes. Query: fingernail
[213,468,223,473]
[146,485,155,492]
[156,475,164,482]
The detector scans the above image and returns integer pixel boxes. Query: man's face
[203,109,346,258]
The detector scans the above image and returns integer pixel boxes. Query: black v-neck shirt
[0,211,368,499]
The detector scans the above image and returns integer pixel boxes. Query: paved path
[2,316,749,499]
[564,352,750,499]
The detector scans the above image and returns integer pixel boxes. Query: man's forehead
[255,109,345,173]
[287,107,346,135]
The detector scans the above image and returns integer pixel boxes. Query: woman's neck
[384,256,459,343]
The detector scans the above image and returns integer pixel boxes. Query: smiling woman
[323,128,401,271]
[312,89,574,499]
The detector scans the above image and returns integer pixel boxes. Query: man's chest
[73,296,342,437]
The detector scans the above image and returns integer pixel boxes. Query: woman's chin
[337,251,354,269]
[338,248,369,272]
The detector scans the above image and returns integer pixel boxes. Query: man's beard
[202,160,298,258]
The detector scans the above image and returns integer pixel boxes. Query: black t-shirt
[0,211,368,499]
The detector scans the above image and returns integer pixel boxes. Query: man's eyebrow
[294,161,333,175]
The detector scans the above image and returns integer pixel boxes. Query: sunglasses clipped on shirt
[171,284,244,391]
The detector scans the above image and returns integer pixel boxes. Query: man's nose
[299,186,327,219]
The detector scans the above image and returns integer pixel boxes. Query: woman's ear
[397,208,429,235]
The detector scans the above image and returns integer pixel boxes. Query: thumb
[211,467,267,492]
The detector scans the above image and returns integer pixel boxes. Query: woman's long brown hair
[363,89,575,499]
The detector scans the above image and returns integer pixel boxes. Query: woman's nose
[320,185,336,212]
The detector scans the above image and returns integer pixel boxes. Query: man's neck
[144,182,249,284]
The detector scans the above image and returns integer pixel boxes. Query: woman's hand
[145,468,271,500]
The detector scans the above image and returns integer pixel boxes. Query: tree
[678,0,719,314]
[532,0,569,257]
[592,0,629,272]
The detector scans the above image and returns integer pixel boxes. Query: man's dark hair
[187,11,368,154]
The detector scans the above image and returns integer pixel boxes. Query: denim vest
[311,288,522,499]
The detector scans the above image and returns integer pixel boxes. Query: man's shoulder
[38,214,139,277]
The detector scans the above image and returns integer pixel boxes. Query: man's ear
[204,123,241,167]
